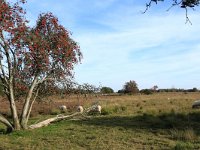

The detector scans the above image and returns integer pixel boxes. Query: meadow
[0,92,200,150]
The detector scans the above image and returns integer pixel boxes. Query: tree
[140,89,153,95]
[152,85,158,92]
[144,0,200,24]
[0,0,82,132]
[100,87,114,94]
[123,80,139,94]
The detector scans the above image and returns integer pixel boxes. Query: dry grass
[0,92,200,149]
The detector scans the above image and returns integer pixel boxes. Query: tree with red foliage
[0,0,82,132]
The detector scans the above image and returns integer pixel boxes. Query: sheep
[192,100,200,108]
[96,105,102,114]
[77,105,84,113]
[88,105,102,114]
[59,105,67,112]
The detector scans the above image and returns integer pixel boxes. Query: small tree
[101,87,114,94]
[0,1,82,131]
[152,85,158,92]
[123,80,139,94]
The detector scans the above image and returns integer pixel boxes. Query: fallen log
[28,104,99,130]
[29,112,81,129]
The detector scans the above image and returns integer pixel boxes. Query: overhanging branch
[143,0,198,24]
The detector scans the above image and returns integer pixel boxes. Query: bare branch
[185,7,192,25]
[143,0,153,14]
[36,77,55,85]
[143,0,199,24]
[29,112,81,129]
[0,114,14,131]
[166,1,182,11]
[26,87,40,122]
[21,76,39,129]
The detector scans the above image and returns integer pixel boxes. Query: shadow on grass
[0,128,6,134]
[77,111,200,135]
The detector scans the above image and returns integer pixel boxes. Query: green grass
[1,92,200,149]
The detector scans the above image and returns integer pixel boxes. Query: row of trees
[101,81,200,95]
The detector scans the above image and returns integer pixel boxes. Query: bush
[101,87,114,94]
[50,109,61,115]
[140,89,153,95]
[117,89,125,94]
[101,108,113,115]
[174,142,194,150]
[101,106,127,115]
[113,105,127,113]
[170,128,197,142]
[122,80,139,94]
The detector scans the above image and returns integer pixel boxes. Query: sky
[11,0,200,91]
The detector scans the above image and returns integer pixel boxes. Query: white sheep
[96,105,102,114]
[88,105,102,114]
[192,100,200,108]
[59,105,67,111]
[77,105,84,113]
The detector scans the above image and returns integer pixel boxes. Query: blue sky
[12,0,200,91]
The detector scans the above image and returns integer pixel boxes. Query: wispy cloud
[19,0,200,90]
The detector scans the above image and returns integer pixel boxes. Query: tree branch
[26,87,40,123]
[143,0,153,14]
[29,112,81,129]
[21,76,38,128]
[0,114,14,131]
[36,77,54,85]
[143,0,197,24]
[0,33,21,129]
[185,7,192,25]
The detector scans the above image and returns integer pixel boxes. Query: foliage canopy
[0,0,82,131]
[123,80,139,94]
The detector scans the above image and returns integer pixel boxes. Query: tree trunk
[9,81,20,130]
[21,77,38,129]
[0,114,14,132]
[29,112,81,129]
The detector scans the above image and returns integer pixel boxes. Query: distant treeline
[157,88,198,92]
[140,88,199,95]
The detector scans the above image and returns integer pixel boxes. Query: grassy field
[1,92,200,149]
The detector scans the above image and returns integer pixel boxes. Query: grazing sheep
[96,105,102,114]
[192,100,200,108]
[88,105,102,114]
[77,105,84,113]
[59,105,67,111]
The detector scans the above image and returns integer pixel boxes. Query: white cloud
[19,0,200,90]
[74,8,200,90]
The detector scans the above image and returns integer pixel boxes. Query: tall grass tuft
[170,128,197,142]
[174,142,194,150]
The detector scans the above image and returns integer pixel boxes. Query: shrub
[101,87,114,94]
[174,142,194,150]
[50,109,61,115]
[122,80,139,94]
[170,128,197,142]
[140,89,153,95]
[113,105,127,113]
[101,108,113,115]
